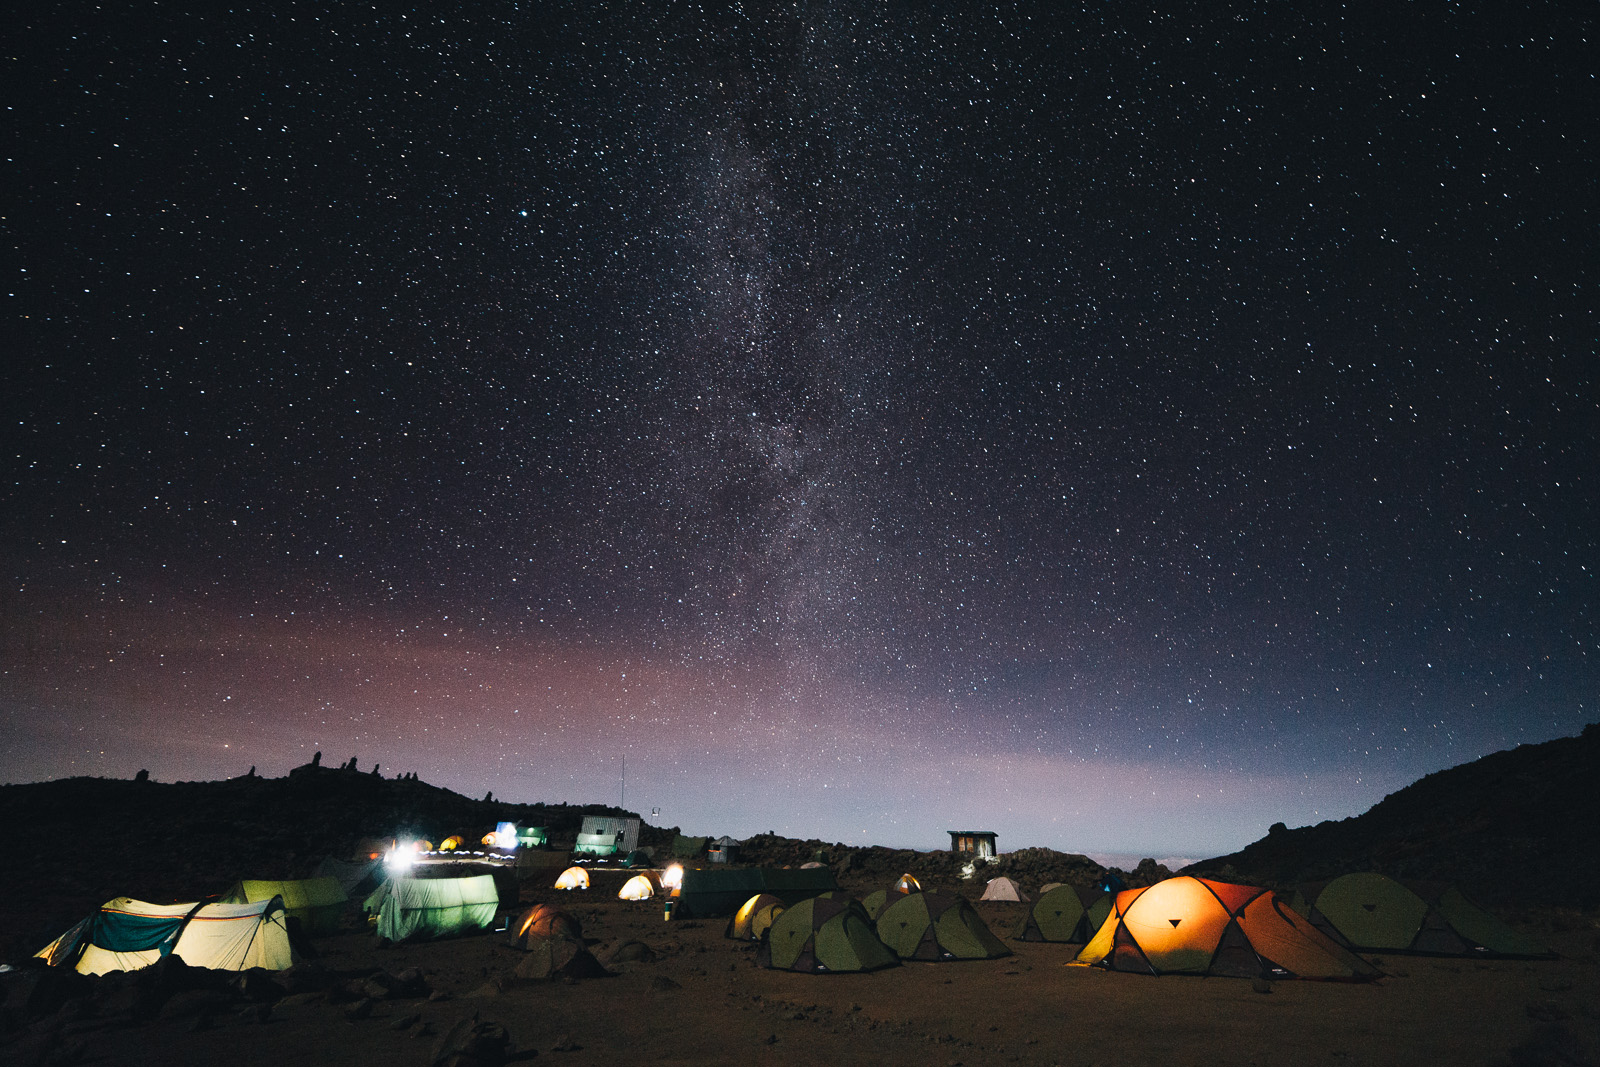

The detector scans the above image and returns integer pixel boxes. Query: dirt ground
[10,868,1599,1067]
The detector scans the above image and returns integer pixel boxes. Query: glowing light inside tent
[661,864,684,889]
[494,822,518,850]
[386,841,421,871]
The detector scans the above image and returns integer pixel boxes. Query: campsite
[2,730,1599,1066]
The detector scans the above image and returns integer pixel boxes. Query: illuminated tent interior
[370,874,499,942]
[219,876,348,936]
[1292,873,1552,958]
[894,873,921,892]
[875,889,1012,961]
[759,892,898,973]
[618,872,662,901]
[1074,876,1379,980]
[725,893,786,941]
[37,896,296,975]
[507,903,582,949]
[554,866,591,890]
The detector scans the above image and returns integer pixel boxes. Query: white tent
[37,897,295,975]
[980,876,1030,902]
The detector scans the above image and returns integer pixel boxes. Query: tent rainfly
[726,893,786,941]
[1074,876,1379,980]
[862,887,912,921]
[554,866,590,890]
[1016,885,1112,943]
[37,896,295,975]
[980,876,1029,902]
[220,877,348,936]
[760,893,899,973]
[875,889,1012,961]
[618,873,661,901]
[1292,873,1553,958]
[372,875,499,942]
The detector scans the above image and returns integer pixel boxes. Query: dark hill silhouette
[0,764,646,962]
[1184,723,1600,907]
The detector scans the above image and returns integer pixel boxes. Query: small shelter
[672,834,709,858]
[517,826,549,848]
[760,893,898,973]
[726,893,786,941]
[895,873,921,892]
[980,876,1029,902]
[508,904,582,948]
[1293,873,1552,958]
[1074,876,1378,980]
[554,866,591,890]
[707,835,739,864]
[37,897,295,975]
[220,877,348,936]
[948,831,998,859]
[876,889,1011,961]
[371,875,499,942]
[619,872,662,901]
[576,816,640,856]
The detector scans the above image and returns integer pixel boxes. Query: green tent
[1295,873,1552,958]
[876,890,1012,961]
[760,893,898,973]
[672,834,709,858]
[221,877,348,936]
[372,875,499,942]
[862,887,911,921]
[1016,885,1110,943]
[517,827,549,848]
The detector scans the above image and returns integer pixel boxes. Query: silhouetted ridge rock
[1184,723,1600,907]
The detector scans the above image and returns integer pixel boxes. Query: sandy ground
[11,872,1598,1067]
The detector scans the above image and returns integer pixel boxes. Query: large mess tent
[875,889,1011,961]
[1293,873,1552,957]
[1074,876,1379,980]
[760,893,899,973]
[37,897,295,975]
[220,876,348,935]
[370,874,499,942]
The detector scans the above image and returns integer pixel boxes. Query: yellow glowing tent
[1074,876,1378,980]
[619,872,661,900]
[894,873,921,892]
[726,893,786,941]
[554,866,590,890]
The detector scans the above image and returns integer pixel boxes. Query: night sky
[5,2,1595,861]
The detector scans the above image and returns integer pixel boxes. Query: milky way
[5,2,1595,857]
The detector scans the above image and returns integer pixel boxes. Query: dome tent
[760,893,898,974]
[1074,876,1378,980]
[618,872,662,901]
[726,893,786,941]
[861,886,912,921]
[980,876,1028,902]
[875,889,1011,961]
[1293,873,1552,958]
[554,866,590,890]
[508,903,582,948]
[1016,885,1112,943]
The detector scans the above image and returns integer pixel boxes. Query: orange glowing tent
[554,866,590,890]
[618,872,662,901]
[1073,876,1378,980]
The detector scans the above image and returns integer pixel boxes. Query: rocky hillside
[1184,723,1600,907]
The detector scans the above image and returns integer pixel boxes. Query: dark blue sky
[4,1,1594,857]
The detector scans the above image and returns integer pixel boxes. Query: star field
[4,1,1595,857]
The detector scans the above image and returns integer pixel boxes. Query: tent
[862,887,911,921]
[726,893,786,941]
[674,866,838,920]
[876,890,1012,961]
[554,866,591,890]
[673,835,709,858]
[1293,873,1552,958]
[508,904,582,948]
[618,873,662,901]
[372,875,499,942]
[1016,885,1111,943]
[894,873,921,892]
[1074,876,1379,980]
[220,877,348,936]
[316,856,384,899]
[980,876,1029,902]
[760,893,899,973]
[518,826,549,848]
[37,897,295,975]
